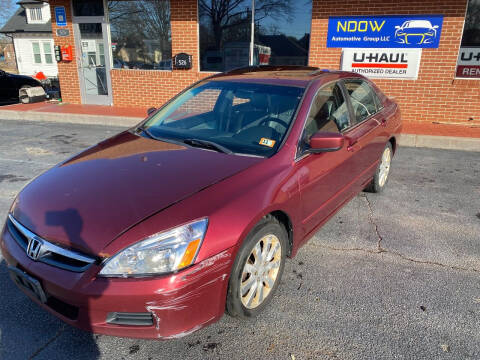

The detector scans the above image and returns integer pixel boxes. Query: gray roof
[0,7,52,34]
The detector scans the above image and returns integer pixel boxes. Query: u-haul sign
[456,47,480,79]
[341,48,422,80]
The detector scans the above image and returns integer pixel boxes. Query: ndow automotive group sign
[327,15,444,48]
[341,48,422,80]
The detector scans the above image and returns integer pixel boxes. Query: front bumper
[1,226,234,339]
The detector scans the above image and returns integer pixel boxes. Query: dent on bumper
[1,227,235,339]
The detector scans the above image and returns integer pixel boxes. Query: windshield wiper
[135,126,185,146]
[183,138,233,155]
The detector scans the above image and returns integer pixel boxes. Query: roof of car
[209,66,348,87]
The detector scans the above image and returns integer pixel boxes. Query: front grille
[106,312,154,326]
[7,214,97,272]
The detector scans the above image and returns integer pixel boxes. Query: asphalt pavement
[0,119,479,360]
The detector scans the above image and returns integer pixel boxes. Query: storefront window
[108,0,172,70]
[199,0,312,72]
[198,0,252,72]
[253,0,311,66]
[456,0,480,78]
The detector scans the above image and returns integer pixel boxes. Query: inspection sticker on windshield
[259,138,276,148]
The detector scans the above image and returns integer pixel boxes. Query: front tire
[365,142,393,193]
[226,216,287,318]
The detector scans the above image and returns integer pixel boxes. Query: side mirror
[433,25,439,29]
[308,132,345,153]
[147,107,157,116]
[395,26,400,29]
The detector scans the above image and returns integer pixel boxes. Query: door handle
[380,118,387,127]
[346,139,360,152]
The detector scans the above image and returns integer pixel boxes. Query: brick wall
[50,0,480,126]
[309,0,480,124]
[50,0,81,103]
[110,0,214,108]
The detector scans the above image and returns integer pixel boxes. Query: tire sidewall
[227,218,288,318]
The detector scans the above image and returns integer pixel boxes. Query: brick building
[47,0,479,127]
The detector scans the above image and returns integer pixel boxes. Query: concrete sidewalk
[1,101,480,151]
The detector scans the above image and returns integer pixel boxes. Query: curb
[399,134,480,152]
[0,109,142,127]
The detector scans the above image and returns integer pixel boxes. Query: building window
[198,0,252,72]
[456,0,480,78]
[253,0,311,67]
[29,7,42,21]
[72,0,104,17]
[43,42,53,64]
[32,42,41,63]
[198,0,312,72]
[108,0,172,70]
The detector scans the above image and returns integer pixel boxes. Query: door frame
[72,11,113,105]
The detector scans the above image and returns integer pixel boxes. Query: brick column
[50,0,82,104]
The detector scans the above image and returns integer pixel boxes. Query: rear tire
[365,142,393,193]
[226,216,287,318]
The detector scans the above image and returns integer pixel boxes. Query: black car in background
[0,69,42,105]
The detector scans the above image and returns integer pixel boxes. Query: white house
[0,0,58,77]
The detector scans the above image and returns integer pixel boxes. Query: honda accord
[1,66,401,339]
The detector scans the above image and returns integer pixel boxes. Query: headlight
[98,218,208,277]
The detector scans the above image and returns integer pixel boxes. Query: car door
[340,79,385,190]
[295,81,360,238]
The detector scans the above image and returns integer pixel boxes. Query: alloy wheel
[240,234,282,309]
[378,147,391,187]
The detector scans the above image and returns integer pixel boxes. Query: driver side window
[343,80,380,125]
[303,81,350,141]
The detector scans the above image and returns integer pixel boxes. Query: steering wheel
[259,117,289,129]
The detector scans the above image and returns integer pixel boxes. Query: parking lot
[0,118,479,360]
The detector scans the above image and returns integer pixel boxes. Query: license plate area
[8,266,47,303]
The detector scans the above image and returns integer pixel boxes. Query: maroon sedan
[1,66,401,339]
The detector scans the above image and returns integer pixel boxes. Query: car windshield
[404,20,432,29]
[140,80,305,157]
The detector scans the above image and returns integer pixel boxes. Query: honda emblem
[26,237,43,260]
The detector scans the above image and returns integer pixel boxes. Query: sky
[0,0,19,28]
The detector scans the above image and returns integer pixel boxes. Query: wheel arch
[267,210,294,257]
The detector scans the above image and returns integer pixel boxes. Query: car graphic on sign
[394,20,439,45]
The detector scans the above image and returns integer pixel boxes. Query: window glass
[304,82,349,142]
[253,0,312,66]
[73,0,104,16]
[198,0,251,72]
[108,0,172,70]
[343,80,379,124]
[143,80,305,157]
[43,42,52,64]
[456,0,480,78]
[32,42,41,64]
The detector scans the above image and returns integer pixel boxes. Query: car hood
[11,131,263,255]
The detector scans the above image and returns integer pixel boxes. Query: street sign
[54,6,67,27]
